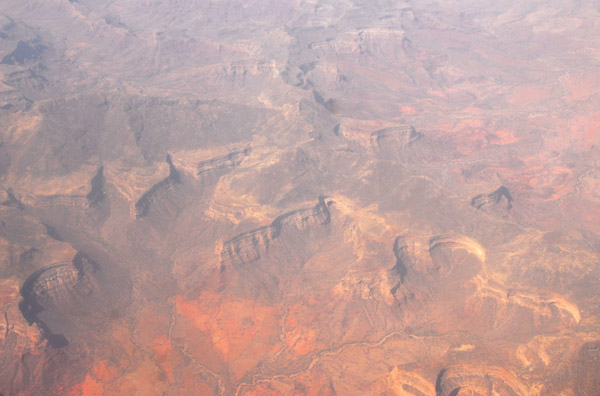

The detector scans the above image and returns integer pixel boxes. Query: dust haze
[1,0,600,395]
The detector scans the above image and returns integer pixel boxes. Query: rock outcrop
[220,196,331,270]
[384,368,436,396]
[19,253,97,348]
[393,234,486,282]
[135,154,181,218]
[435,365,528,396]
[197,147,251,176]
[471,186,514,218]
[1,188,23,210]
[1,40,46,65]
[86,166,105,207]
[370,126,424,161]
[0,0,599,394]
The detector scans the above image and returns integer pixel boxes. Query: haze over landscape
[1,0,600,395]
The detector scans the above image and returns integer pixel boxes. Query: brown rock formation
[0,0,599,394]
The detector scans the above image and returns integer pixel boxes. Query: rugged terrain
[1,0,600,395]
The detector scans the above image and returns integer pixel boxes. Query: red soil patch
[176,291,281,379]
[488,129,520,145]
[565,72,600,102]
[510,86,551,104]
[0,281,18,306]
[152,335,174,382]
[67,361,117,396]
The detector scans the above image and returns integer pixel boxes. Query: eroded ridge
[384,368,436,396]
[393,236,426,282]
[471,276,581,326]
[26,194,89,208]
[429,235,486,263]
[220,196,331,268]
[435,365,528,396]
[370,126,422,148]
[135,154,181,218]
[86,165,105,206]
[1,188,24,210]
[471,186,514,217]
[370,125,424,160]
[197,147,251,175]
[393,234,486,280]
[18,253,96,348]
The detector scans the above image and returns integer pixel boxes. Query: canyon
[1,0,600,395]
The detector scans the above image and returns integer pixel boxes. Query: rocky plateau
[0,0,600,395]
